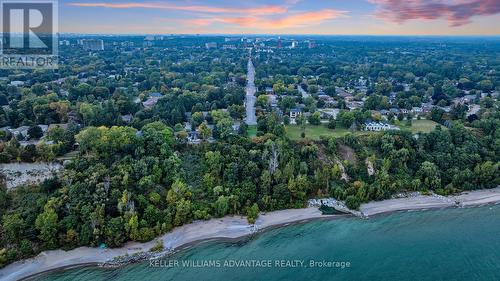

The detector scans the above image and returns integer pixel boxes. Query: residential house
[187,131,200,144]
[10,81,25,87]
[290,108,302,119]
[364,122,399,132]
[121,114,133,123]
[142,92,162,109]
[319,108,339,119]
[411,107,423,114]
[8,126,30,139]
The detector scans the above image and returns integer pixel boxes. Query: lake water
[38,204,500,281]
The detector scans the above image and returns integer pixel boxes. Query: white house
[411,107,423,114]
[364,122,399,132]
[290,108,302,119]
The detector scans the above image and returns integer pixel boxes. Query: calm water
[38,205,500,281]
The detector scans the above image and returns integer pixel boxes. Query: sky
[60,0,500,35]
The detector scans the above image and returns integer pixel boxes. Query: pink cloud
[369,0,500,26]
[68,2,288,16]
[268,9,346,28]
[180,9,347,29]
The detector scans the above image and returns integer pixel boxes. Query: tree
[327,117,337,129]
[174,199,192,226]
[104,217,127,247]
[198,122,212,141]
[257,95,269,108]
[228,104,245,120]
[20,144,37,162]
[308,112,321,125]
[279,96,295,113]
[214,196,230,217]
[247,203,259,224]
[297,67,313,77]
[28,126,43,139]
[375,79,393,95]
[0,248,7,268]
[324,86,336,97]
[125,214,140,241]
[417,161,441,190]
[2,213,25,244]
[141,121,174,157]
[35,204,59,248]
[474,161,499,189]
[191,112,204,128]
[345,196,361,210]
[477,80,493,92]
[337,110,355,128]
[167,180,191,205]
[273,81,286,95]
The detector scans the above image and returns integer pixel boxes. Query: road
[297,85,310,98]
[245,55,257,125]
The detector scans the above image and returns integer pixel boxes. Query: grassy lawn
[285,125,355,140]
[402,119,444,134]
[285,120,444,141]
[247,125,258,137]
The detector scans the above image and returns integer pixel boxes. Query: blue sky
[60,0,500,35]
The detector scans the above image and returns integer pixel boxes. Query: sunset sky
[61,0,500,35]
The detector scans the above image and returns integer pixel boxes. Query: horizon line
[56,33,500,37]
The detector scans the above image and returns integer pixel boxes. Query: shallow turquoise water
[37,205,500,281]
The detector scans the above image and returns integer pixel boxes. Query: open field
[285,125,360,140]
[285,120,444,141]
[402,119,443,133]
[247,125,258,137]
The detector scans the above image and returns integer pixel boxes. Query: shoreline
[2,187,500,281]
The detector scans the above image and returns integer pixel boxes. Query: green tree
[2,213,25,244]
[417,161,441,190]
[308,112,321,125]
[247,203,260,224]
[35,204,59,248]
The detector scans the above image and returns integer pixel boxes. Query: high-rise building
[82,39,104,51]
[277,38,282,49]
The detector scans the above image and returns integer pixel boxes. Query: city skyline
[61,0,500,35]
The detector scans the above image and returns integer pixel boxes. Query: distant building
[222,44,236,50]
[188,131,200,144]
[291,41,298,48]
[319,109,339,119]
[142,92,162,109]
[277,38,282,49]
[82,39,104,51]
[290,108,302,119]
[205,42,217,49]
[308,40,316,49]
[121,114,133,123]
[411,107,423,114]
[10,81,25,87]
[364,122,399,132]
[267,95,278,108]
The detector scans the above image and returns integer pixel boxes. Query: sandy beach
[1,187,499,281]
